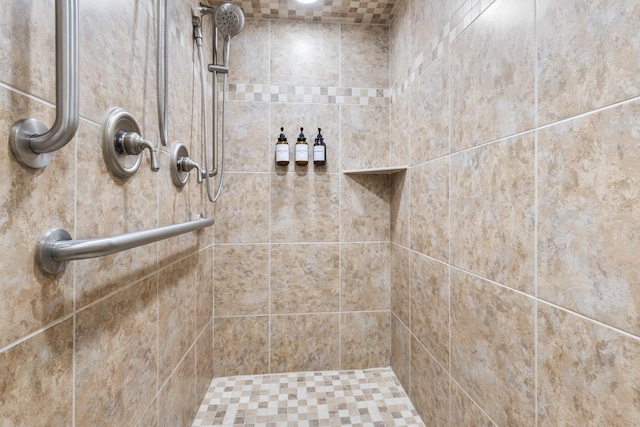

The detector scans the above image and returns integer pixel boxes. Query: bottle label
[314,146,325,162]
[276,144,289,162]
[295,144,308,161]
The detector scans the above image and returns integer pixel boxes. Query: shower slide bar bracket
[36,216,214,275]
[9,0,79,169]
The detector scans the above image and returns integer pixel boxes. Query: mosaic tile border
[192,367,424,427]
[227,84,391,106]
[206,0,401,25]
[391,0,497,103]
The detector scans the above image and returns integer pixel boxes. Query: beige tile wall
[390,0,640,425]
[0,0,214,425]
[213,18,393,377]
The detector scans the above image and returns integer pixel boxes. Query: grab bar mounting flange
[37,228,73,275]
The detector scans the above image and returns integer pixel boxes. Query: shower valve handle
[119,132,160,172]
[178,156,205,183]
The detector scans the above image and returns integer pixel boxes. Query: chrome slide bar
[36,216,214,275]
[10,0,79,169]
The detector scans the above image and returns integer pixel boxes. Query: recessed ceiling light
[296,0,319,4]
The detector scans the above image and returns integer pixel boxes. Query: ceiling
[204,0,400,24]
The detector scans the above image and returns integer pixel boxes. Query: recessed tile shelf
[343,165,408,175]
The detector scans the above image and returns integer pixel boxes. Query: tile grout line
[267,18,272,375]
[338,22,343,371]
[534,0,540,424]
[447,35,453,423]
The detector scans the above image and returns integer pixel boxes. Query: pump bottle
[313,128,326,166]
[275,127,289,166]
[295,127,309,166]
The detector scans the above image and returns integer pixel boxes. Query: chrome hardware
[208,64,229,74]
[102,107,159,178]
[119,132,159,172]
[9,0,79,169]
[171,141,203,187]
[35,216,214,275]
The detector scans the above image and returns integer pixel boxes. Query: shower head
[214,2,245,67]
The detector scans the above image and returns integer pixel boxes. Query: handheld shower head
[214,2,245,66]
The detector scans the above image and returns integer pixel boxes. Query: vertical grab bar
[9,0,79,169]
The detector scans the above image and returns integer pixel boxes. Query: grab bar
[36,216,214,275]
[10,0,79,169]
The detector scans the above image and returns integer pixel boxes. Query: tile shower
[0,1,639,427]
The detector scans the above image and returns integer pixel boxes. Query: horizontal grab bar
[36,216,214,275]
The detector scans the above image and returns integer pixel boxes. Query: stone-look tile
[341,105,389,171]
[214,316,269,377]
[196,322,214,409]
[158,150,200,263]
[450,0,465,16]
[229,19,269,85]
[158,256,195,383]
[0,89,75,348]
[270,244,339,314]
[270,314,340,373]
[450,269,535,426]
[538,0,640,124]
[0,0,55,102]
[451,383,496,426]
[410,0,449,66]
[538,303,640,426]
[135,400,158,427]
[410,338,450,427]
[450,133,535,293]
[341,175,390,242]
[391,314,411,391]
[341,311,391,370]
[0,319,73,426]
[410,252,449,367]
[158,349,197,427]
[79,0,155,124]
[166,2,196,145]
[390,170,409,247]
[223,102,271,173]
[341,24,389,89]
[75,276,157,427]
[75,119,158,309]
[341,243,390,311]
[450,0,535,151]
[390,0,410,90]
[538,101,640,334]
[214,244,269,316]
[196,247,213,334]
[391,244,410,326]
[410,158,449,262]
[270,103,340,174]
[390,88,410,167]
[214,173,270,243]
[270,173,340,242]
[410,52,449,165]
[270,20,340,87]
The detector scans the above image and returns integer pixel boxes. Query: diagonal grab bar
[36,216,214,275]
[10,0,79,169]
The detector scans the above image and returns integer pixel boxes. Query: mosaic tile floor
[192,367,425,427]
